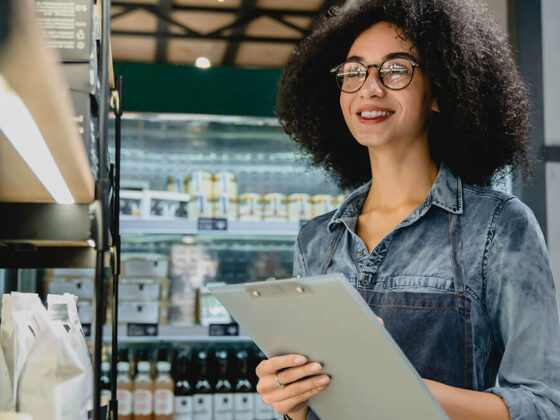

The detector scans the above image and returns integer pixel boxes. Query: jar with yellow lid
[312,194,336,218]
[238,193,263,222]
[287,193,313,222]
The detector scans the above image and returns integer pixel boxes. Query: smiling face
[339,22,437,150]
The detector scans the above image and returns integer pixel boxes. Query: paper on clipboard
[208,273,449,420]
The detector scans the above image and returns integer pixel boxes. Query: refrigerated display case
[106,112,343,420]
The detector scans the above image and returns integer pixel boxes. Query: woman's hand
[255,354,330,419]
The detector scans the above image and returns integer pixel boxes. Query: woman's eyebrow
[345,52,418,62]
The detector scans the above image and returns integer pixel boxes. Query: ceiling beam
[111,1,317,18]
[155,0,173,63]
[111,30,302,44]
[222,0,257,66]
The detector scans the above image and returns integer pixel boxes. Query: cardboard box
[46,276,95,299]
[122,257,170,278]
[34,0,96,62]
[46,268,96,277]
[118,277,169,301]
[113,301,169,325]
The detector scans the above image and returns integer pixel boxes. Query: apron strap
[319,225,346,275]
[449,213,466,296]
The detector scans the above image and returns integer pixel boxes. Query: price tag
[197,218,228,231]
[209,323,239,336]
[127,323,159,337]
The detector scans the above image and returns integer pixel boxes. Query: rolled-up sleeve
[484,197,560,419]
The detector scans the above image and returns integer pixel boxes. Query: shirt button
[361,278,370,286]
[357,249,364,257]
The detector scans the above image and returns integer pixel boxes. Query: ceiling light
[195,56,212,69]
[0,75,75,204]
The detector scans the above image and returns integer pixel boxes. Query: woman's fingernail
[309,363,322,373]
[317,386,326,391]
[317,376,330,385]
[294,356,307,364]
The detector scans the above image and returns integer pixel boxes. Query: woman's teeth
[360,110,394,118]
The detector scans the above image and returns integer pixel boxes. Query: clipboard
[208,273,449,420]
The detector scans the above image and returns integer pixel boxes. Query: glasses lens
[379,59,414,89]
[336,62,367,92]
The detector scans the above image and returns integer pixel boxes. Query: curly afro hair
[277,0,533,190]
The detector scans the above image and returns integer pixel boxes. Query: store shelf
[120,217,301,238]
[101,324,252,343]
[0,0,94,203]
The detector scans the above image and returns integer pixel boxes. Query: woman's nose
[360,70,385,98]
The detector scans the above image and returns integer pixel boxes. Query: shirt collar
[327,162,463,232]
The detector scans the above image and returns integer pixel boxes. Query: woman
[255,1,560,419]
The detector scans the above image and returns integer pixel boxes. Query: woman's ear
[431,97,440,112]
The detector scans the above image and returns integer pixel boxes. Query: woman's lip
[357,113,394,124]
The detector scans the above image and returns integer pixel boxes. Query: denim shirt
[294,163,560,420]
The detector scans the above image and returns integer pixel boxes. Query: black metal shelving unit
[0,1,121,419]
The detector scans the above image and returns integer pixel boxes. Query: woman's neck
[363,139,438,213]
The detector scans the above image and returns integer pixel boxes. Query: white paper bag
[17,293,86,420]
[0,293,38,409]
[47,294,93,418]
[0,344,14,411]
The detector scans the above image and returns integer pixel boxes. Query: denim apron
[319,213,474,389]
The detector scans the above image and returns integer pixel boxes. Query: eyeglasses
[330,58,420,93]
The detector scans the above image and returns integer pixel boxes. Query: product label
[214,393,234,419]
[154,389,174,415]
[175,395,193,419]
[253,393,274,420]
[233,393,254,419]
[117,389,132,415]
[133,389,153,415]
[193,394,212,420]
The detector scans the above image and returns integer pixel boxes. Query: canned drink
[288,193,313,222]
[213,172,237,200]
[263,193,288,222]
[213,195,238,221]
[238,193,263,222]
[187,194,212,219]
[186,171,213,197]
[312,194,336,218]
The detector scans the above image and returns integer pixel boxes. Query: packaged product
[212,195,238,221]
[187,194,212,219]
[47,293,94,418]
[212,172,237,200]
[262,193,288,222]
[186,171,213,197]
[312,194,336,218]
[0,293,38,409]
[17,292,89,420]
[238,193,263,222]
[287,193,313,222]
[0,341,14,411]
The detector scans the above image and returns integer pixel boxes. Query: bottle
[116,360,133,420]
[233,350,254,420]
[213,350,233,420]
[134,360,155,420]
[174,352,194,420]
[192,350,213,420]
[252,351,275,420]
[154,360,175,420]
[101,361,112,403]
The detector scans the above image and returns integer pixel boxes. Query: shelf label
[127,323,159,337]
[209,323,239,336]
[197,218,228,231]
